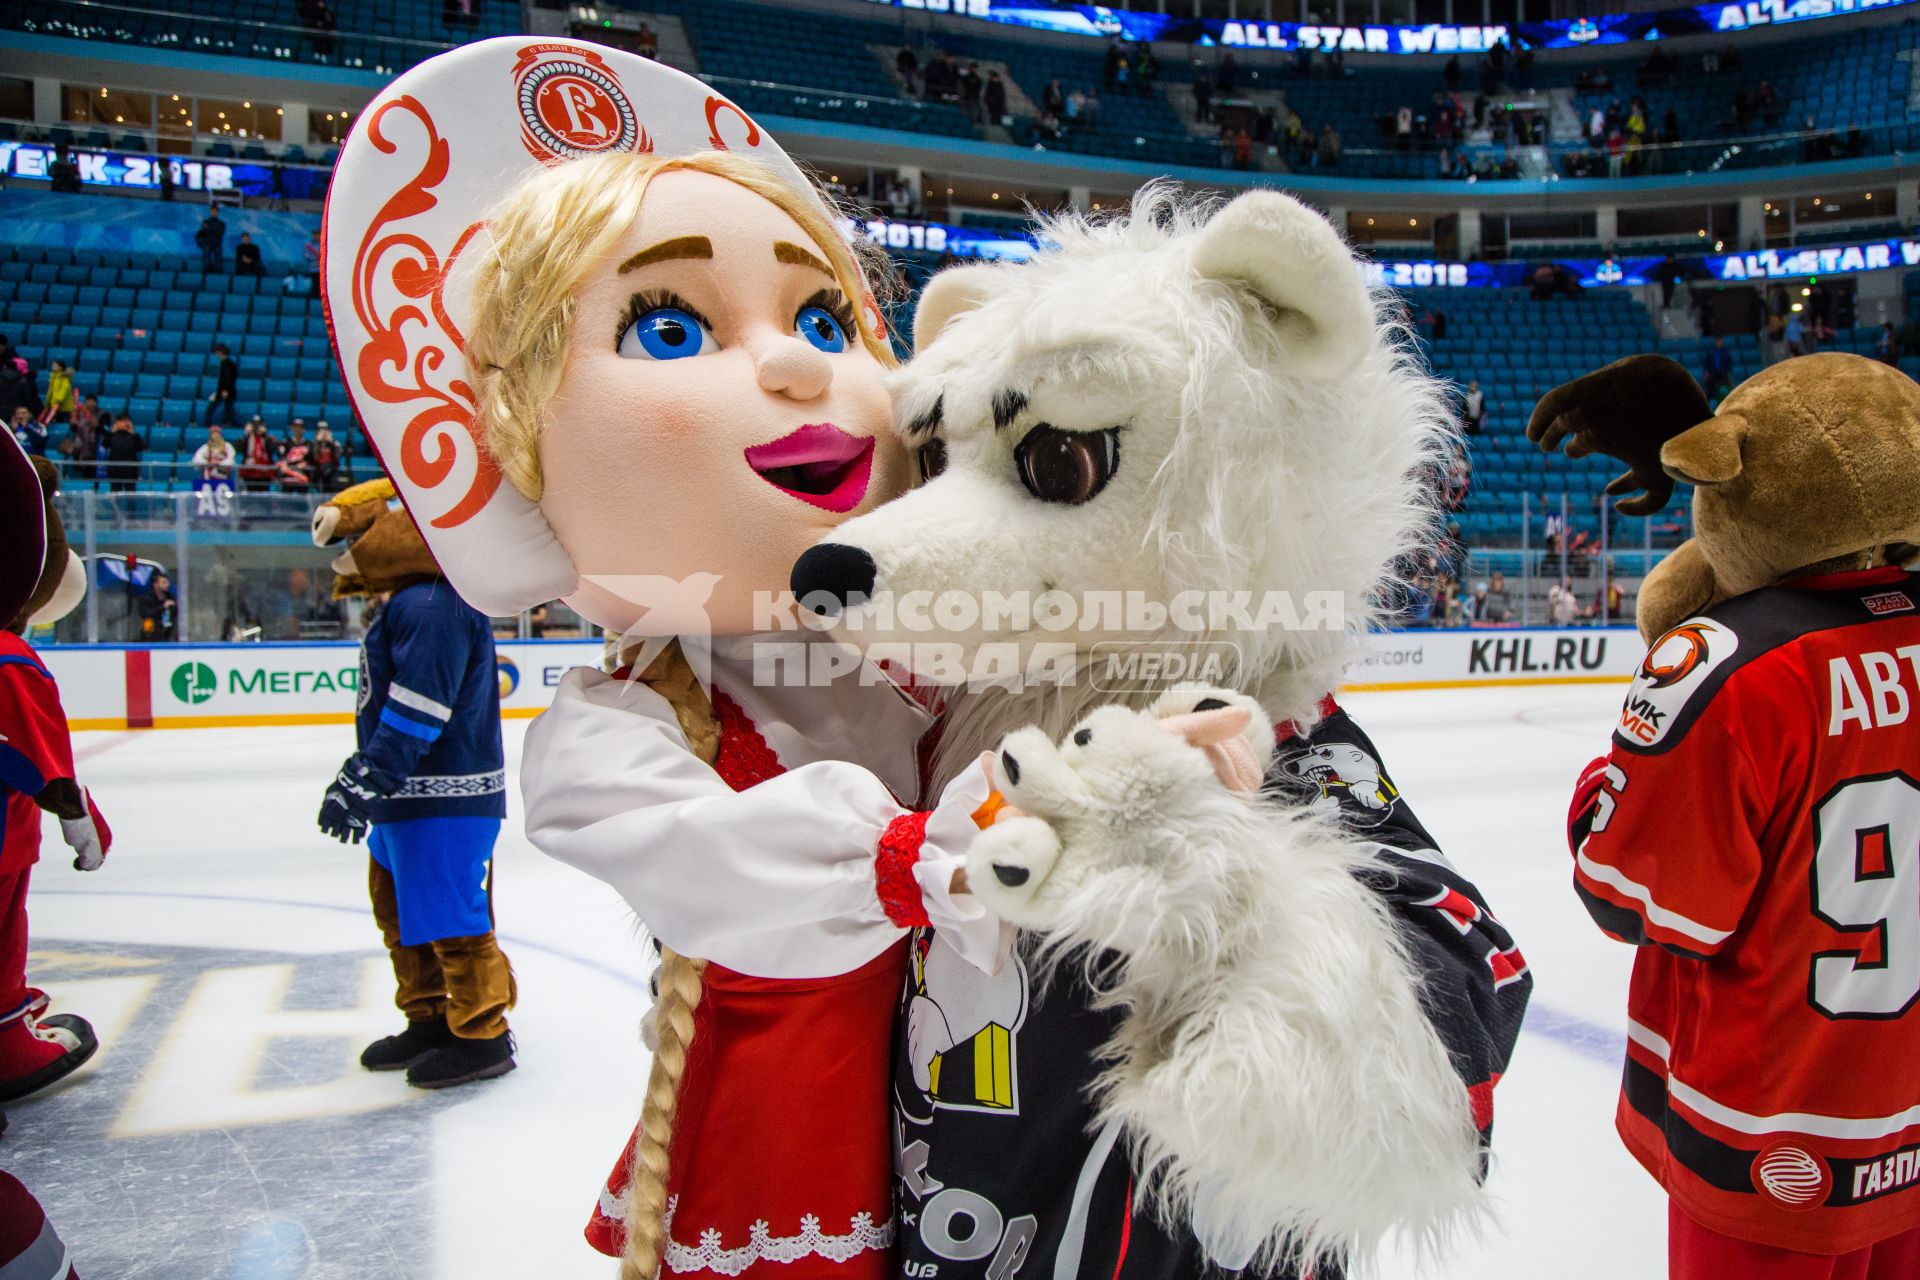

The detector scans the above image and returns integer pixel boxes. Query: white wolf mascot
[792,187,1532,1278]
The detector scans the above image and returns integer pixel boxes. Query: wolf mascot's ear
[913,264,998,352]
[1190,191,1374,382]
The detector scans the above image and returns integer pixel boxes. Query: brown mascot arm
[1528,354,1712,517]
[1634,538,1719,644]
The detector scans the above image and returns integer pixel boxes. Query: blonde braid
[622,947,708,1280]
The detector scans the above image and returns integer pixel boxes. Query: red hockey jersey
[0,631,74,876]
[1569,565,1920,1254]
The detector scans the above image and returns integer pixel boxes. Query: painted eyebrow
[617,235,714,274]
[774,240,834,277]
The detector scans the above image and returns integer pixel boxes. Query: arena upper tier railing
[10,0,1920,187]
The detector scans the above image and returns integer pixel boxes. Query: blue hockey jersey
[355,579,505,823]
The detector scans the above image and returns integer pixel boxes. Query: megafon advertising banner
[42,629,1643,730]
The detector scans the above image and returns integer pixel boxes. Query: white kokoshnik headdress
[321,37,828,616]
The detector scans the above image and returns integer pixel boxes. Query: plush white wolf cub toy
[971,685,1481,1272]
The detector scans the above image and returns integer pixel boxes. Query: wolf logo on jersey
[1276,740,1400,827]
[901,931,1029,1121]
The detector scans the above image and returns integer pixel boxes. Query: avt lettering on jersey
[1850,1144,1920,1202]
[1468,635,1608,675]
[1826,646,1920,735]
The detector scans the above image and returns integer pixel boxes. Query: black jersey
[890,700,1530,1280]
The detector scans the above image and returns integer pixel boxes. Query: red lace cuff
[876,811,934,928]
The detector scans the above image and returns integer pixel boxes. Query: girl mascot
[322,39,998,1280]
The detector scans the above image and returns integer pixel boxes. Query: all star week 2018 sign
[854,0,1913,50]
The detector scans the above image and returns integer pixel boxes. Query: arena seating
[0,240,351,490]
[12,0,519,74]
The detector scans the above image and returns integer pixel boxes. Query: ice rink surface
[10,683,1667,1278]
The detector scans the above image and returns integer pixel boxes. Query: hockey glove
[60,786,113,872]
[319,754,400,844]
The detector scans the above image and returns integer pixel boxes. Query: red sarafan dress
[519,637,998,1279]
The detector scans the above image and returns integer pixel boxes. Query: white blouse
[521,634,1003,979]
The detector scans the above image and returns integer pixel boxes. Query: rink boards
[38,627,1646,729]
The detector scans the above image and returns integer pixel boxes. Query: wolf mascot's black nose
[790,543,877,618]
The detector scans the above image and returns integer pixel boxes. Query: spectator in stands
[138,571,177,642]
[984,72,1008,127]
[1132,44,1156,94]
[1784,311,1807,357]
[195,209,227,273]
[10,407,45,458]
[299,0,337,55]
[636,22,657,60]
[895,45,920,95]
[1587,571,1626,623]
[1703,336,1734,400]
[0,335,34,421]
[1041,78,1066,124]
[311,421,343,491]
[1549,576,1580,625]
[60,394,101,476]
[1217,51,1238,95]
[1230,128,1253,170]
[192,425,234,480]
[1080,86,1102,130]
[278,420,314,492]
[233,233,263,277]
[925,49,958,102]
[48,143,81,195]
[1483,570,1514,623]
[1192,63,1214,125]
[1466,580,1492,621]
[237,416,280,492]
[1462,380,1486,434]
[1316,123,1342,168]
[205,344,239,427]
[1879,322,1900,366]
[1758,78,1780,128]
[959,64,984,123]
[36,359,74,429]
[103,412,145,493]
[1444,55,1463,91]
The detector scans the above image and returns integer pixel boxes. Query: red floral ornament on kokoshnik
[321,37,830,616]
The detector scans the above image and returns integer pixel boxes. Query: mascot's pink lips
[744,423,874,513]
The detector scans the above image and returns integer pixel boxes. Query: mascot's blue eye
[620,307,713,361]
[794,305,848,353]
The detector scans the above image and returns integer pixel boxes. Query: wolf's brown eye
[1014,425,1120,505]
[916,438,948,484]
